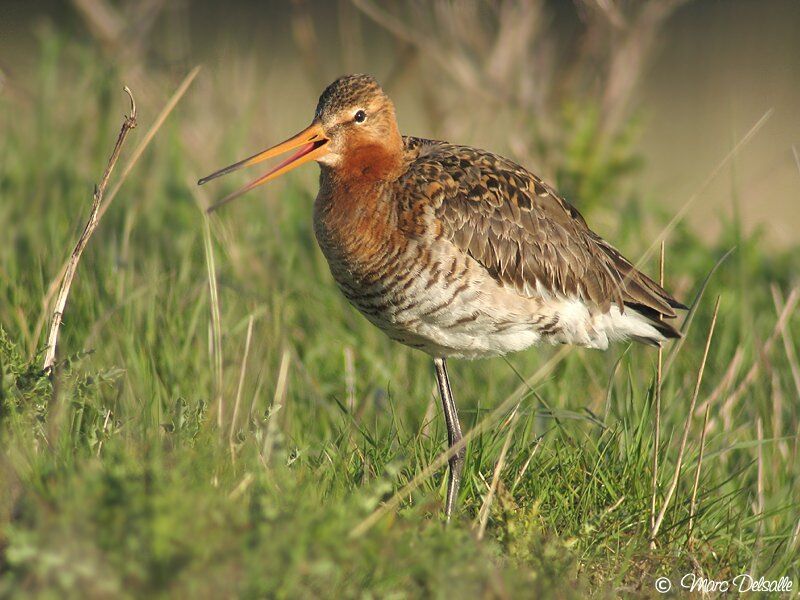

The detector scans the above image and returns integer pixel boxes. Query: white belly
[333,239,666,360]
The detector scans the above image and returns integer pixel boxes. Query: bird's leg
[433,357,465,522]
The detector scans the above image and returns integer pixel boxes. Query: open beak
[198,122,329,212]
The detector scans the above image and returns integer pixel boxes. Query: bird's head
[199,74,402,211]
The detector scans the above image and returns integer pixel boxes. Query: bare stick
[650,241,665,536]
[32,67,200,357]
[42,87,138,374]
[650,296,720,545]
[688,403,710,547]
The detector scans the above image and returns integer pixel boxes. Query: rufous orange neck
[340,143,405,183]
[330,115,405,184]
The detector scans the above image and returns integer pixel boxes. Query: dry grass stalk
[724,288,798,409]
[263,349,291,465]
[788,518,800,561]
[42,87,138,374]
[477,404,520,540]
[350,346,571,538]
[634,109,772,272]
[32,66,200,357]
[420,385,438,439]
[650,296,720,545]
[230,315,255,460]
[701,345,744,414]
[511,438,541,493]
[344,346,357,412]
[770,285,800,401]
[228,472,255,501]
[771,372,788,461]
[101,66,201,221]
[202,215,224,435]
[687,403,710,547]
[752,417,765,571]
[650,241,665,533]
[95,408,114,458]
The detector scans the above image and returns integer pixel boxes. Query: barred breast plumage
[313,135,685,360]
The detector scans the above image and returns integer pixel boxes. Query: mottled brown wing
[399,137,685,319]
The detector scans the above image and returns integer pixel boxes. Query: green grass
[1,36,799,598]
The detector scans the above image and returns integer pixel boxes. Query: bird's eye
[354,110,367,123]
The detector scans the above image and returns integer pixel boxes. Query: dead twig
[32,66,201,358]
[650,296,720,545]
[42,87,138,374]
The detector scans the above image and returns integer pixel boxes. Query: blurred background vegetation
[2,0,798,241]
[0,1,798,597]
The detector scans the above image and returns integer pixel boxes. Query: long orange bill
[199,122,329,213]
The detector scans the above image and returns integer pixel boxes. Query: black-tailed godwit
[199,74,685,520]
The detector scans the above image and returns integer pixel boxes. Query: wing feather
[397,137,686,328]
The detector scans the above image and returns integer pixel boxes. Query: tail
[625,302,683,347]
[592,236,688,347]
